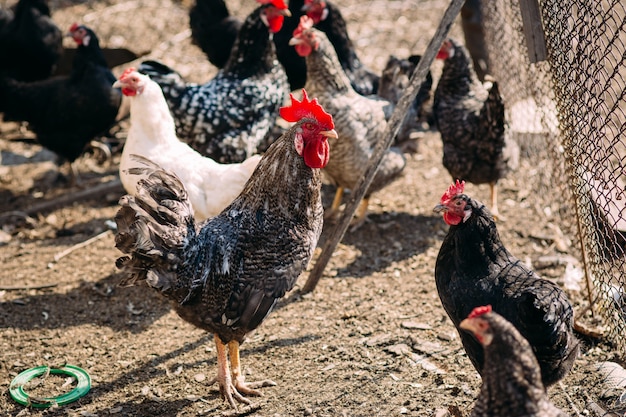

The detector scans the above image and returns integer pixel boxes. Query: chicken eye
[304,122,314,130]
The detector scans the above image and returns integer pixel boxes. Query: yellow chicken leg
[325,186,344,220]
[489,181,500,220]
[349,197,370,232]
[228,340,276,395]
[209,335,250,409]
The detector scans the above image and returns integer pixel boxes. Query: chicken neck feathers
[435,197,578,387]
[302,29,405,196]
[140,4,288,164]
[115,120,324,344]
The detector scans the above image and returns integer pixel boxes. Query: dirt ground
[0,0,623,416]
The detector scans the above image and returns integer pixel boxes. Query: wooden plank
[301,0,467,294]
[519,0,548,63]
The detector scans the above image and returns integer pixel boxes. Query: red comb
[280,89,334,129]
[69,23,80,32]
[119,67,137,81]
[468,305,492,319]
[256,0,288,9]
[294,15,314,38]
[440,179,465,203]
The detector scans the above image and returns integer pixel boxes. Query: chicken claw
[228,340,276,396]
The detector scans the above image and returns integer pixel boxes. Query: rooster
[460,306,570,417]
[433,181,579,388]
[433,38,519,218]
[113,68,261,221]
[114,89,337,409]
[140,0,290,164]
[0,0,63,82]
[290,16,405,228]
[0,23,121,183]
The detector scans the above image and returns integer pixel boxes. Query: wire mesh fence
[477,0,626,355]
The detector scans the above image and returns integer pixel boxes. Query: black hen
[433,181,579,388]
[189,0,241,68]
[433,38,519,218]
[460,306,570,417]
[0,24,121,181]
[141,0,290,163]
[0,0,63,82]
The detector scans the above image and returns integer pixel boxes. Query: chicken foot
[228,340,276,394]
[208,335,276,410]
[208,335,249,409]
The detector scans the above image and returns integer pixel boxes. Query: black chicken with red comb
[460,306,570,416]
[114,89,337,409]
[434,181,579,389]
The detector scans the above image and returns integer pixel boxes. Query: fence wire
[477,0,626,356]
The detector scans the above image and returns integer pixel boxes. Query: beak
[433,203,448,213]
[112,80,123,88]
[321,129,338,139]
[288,37,302,46]
[280,8,292,17]
[459,318,475,333]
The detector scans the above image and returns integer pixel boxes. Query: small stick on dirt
[301,0,466,294]
[559,381,582,417]
[0,283,58,291]
[2,178,124,218]
[52,229,113,263]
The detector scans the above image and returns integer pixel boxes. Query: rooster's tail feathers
[114,155,195,290]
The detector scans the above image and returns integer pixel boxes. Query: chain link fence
[476,0,626,356]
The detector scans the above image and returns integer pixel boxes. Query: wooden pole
[301,0,467,294]
[518,0,548,63]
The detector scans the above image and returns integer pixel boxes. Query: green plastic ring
[9,365,91,408]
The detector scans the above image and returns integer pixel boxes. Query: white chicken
[113,68,262,221]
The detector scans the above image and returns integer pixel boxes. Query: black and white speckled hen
[433,38,519,217]
[460,305,570,417]
[139,0,290,164]
[290,16,405,228]
[114,90,337,409]
[433,181,579,389]
[0,23,121,182]
[0,0,63,82]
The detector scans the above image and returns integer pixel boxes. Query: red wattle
[294,43,313,57]
[443,212,462,226]
[121,87,137,97]
[268,15,285,33]
[303,138,329,169]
